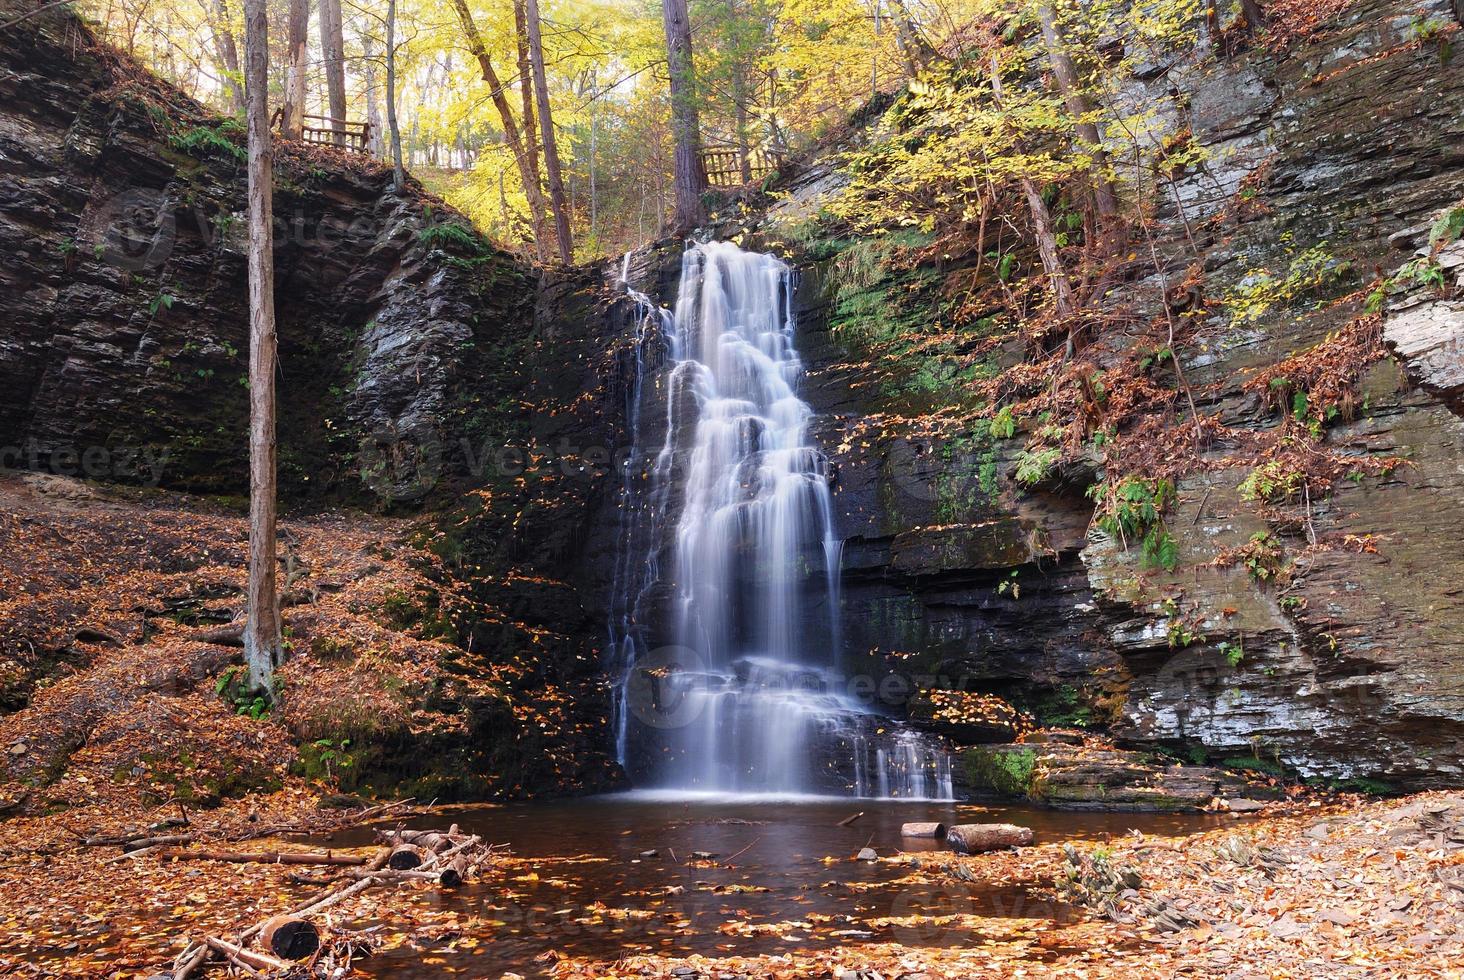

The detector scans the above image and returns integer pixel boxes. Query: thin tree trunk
[725,0,752,184]
[319,0,346,145]
[282,0,309,140]
[362,33,383,156]
[452,0,551,260]
[1036,3,1119,225]
[886,0,933,77]
[524,0,573,263]
[242,0,282,694]
[385,0,404,191]
[1240,0,1266,28]
[513,0,548,261]
[662,0,707,230]
[208,0,245,114]
[588,68,598,240]
[990,53,1073,322]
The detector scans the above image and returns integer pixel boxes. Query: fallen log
[259,914,321,960]
[439,854,469,888]
[157,849,369,866]
[837,811,865,827]
[168,836,484,977]
[206,936,289,972]
[380,828,471,851]
[901,822,947,839]
[122,834,193,852]
[387,844,428,870]
[196,624,244,647]
[947,823,1034,854]
[173,849,395,979]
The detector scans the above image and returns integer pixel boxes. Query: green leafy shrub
[168,121,246,161]
[214,666,271,719]
[1089,476,1179,570]
[1225,241,1351,324]
[1237,531,1286,581]
[1238,460,1305,503]
[989,405,1017,440]
[1014,446,1061,486]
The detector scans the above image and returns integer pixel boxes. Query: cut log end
[946,823,1034,854]
[387,843,427,870]
[439,854,469,888]
[259,914,321,961]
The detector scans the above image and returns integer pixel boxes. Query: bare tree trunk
[661,0,707,230]
[282,0,309,139]
[725,0,752,184]
[990,53,1073,322]
[319,0,346,145]
[452,0,552,261]
[362,33,383,156]
[1036,3,1119,226]
[208,0,245,114]
[242,0,282,694]
[1240,0,1266,28]
[588,68,598,240]
[385,0,404,191]
[886,0,933,77]
[524,0,573,263]
[513,0,548,261]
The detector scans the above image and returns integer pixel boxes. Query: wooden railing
[270,109,373,155]
[701,144,787,188]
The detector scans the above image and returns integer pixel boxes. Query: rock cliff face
[754,0,1464,791]
[6,0,1464,800]
[0,9,531,503]
[0,8,631,799]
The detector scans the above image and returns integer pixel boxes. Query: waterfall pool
[321,796,1240,978]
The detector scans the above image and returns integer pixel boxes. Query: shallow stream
[319,794,1237,977]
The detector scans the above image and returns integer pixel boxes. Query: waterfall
[609,241,953,800]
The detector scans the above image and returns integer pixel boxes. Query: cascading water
[608,241,952,799]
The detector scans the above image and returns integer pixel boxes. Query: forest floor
[0,786,1459,977]
[2,472,1462,978]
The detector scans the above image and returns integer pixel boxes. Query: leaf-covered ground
[1,474,1461,977]
[0,470,605,819]
[1,786,1460,977]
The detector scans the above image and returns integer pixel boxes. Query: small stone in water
[857,847,878,861]
[691,850,717,860]
[640,849,660,859]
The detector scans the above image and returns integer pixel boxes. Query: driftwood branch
[164,821,490,978]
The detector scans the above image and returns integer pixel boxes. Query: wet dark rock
[775,0,1464,792]
[959,742,1271,812]
[0,12,532,504]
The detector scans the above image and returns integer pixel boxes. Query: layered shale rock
[757,0,1464,792]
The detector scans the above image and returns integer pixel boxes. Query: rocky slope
[516,0,1464,800]
[0,6,638,802]
[743,0,1464,792]
[0,5,532,504]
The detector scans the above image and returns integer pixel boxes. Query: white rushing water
[609,242,952,799]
